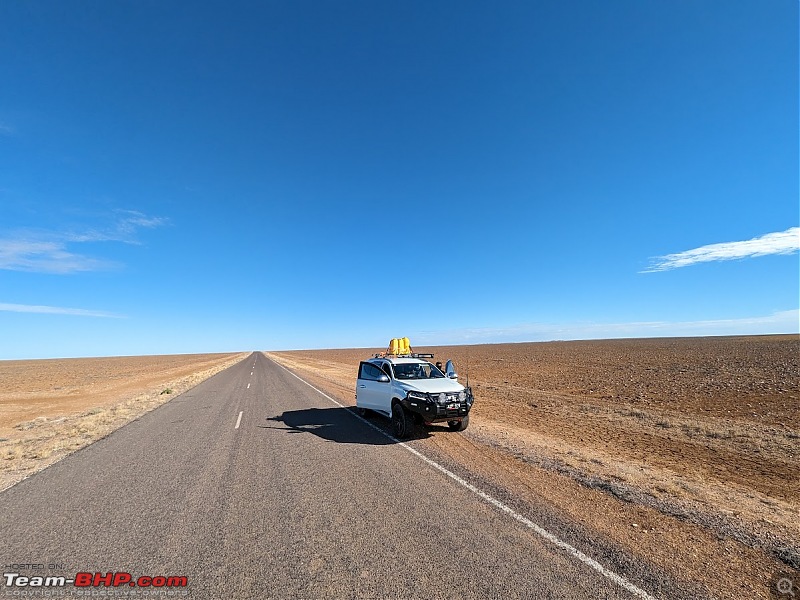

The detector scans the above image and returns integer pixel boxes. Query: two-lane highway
[0,353,655,599]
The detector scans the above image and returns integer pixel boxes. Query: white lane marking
[247,383,251,389]
[235,411,243,429]
[274,361,657,600]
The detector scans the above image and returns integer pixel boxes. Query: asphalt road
[0,353,657,599]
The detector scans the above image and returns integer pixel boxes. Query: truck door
[356,362,390,413]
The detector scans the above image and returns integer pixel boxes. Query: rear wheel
[448,414,469,432]
[392,403,414,438]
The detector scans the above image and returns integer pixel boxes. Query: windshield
[393,362,446,380]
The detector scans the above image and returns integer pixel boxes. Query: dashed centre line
[235,411,243,429]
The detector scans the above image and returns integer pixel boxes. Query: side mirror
[378,374,389,383]
[445,360,457,380]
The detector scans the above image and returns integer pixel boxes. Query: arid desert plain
[1,335,797,598]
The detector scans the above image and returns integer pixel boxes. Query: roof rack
[373,352,435,359]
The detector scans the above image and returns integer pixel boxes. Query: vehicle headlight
[438,393,447,405]
[407,391,427,401]
[458,391,466,402]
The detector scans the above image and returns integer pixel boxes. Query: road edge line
[270,357,657,600]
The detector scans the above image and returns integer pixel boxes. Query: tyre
[391,403,414,438]
[356,406,369,417]
[448,414,469,432]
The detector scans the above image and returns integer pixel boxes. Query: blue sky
[1,1,798,359]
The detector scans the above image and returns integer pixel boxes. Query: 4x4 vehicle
[355,340,474,438]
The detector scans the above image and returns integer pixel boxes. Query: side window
[381,362,393,379]
[358,362,370,380]
[358,362,386,382]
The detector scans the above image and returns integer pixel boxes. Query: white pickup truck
[355,354,474,438]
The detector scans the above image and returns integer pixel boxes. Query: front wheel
[392,403,414,438]
[448,414,469,432]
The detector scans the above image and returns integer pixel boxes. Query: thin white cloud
[0,303,124,318]
[414,309,799,345]
[117,210,168,230]
[0,210,166,274]
[0,239,112,273]
[67,210,169,244]
[643,227,800,272]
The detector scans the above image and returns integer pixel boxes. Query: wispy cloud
[0,303,124,318]
[414,309,799,345]
[643,227,800,273]
[0,240,111,273]
[0,210,167,274]
[66,210,169,244]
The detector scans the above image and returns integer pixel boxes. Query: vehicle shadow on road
[260,407,430,445]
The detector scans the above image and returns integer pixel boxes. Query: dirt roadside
[267,335,799,600]
[0,352,248,492]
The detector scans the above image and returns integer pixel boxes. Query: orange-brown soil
[268,334,800,599]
